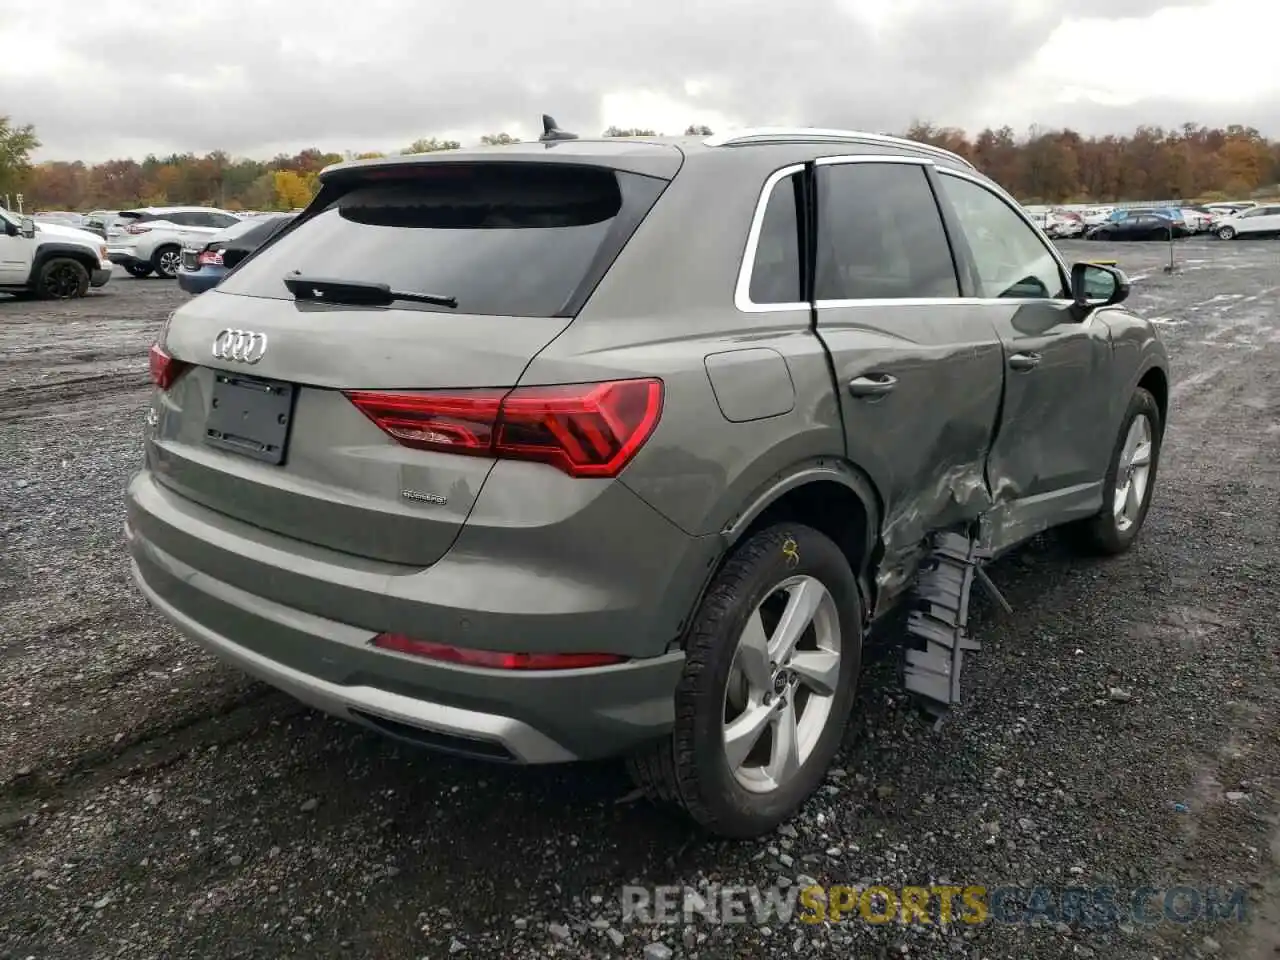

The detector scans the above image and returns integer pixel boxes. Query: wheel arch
[713,459,885,628]
[1136,364,1169,430]
[29,243,99,285]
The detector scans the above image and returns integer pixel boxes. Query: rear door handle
[847,373,899,397]
[1008,352,1042,371]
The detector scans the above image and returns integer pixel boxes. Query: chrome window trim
[704,127,976,170]
[734,163,809,314]
[735,157,1085,315]
[813,297,1077,310]
[736,156,940,313]
[935,166,1073,294]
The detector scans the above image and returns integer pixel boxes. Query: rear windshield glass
[217,164,642,317]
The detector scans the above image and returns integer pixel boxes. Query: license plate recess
[204,372,295,465]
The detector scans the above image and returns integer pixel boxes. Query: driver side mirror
[18,217,36,239]
[1071,261,1129,309]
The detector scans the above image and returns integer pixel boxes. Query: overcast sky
[4,0,1280,163]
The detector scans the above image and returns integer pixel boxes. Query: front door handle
[847,373,899,397]
[1008,352,1042,371]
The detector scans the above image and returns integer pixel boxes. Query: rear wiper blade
[283,274,457,308]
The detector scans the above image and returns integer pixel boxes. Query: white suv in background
[108,206,242,279]
[1214,204,1280,240]
[1,208,113,299]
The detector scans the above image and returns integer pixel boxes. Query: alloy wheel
[1114,414,1154,533]
[722,575,842,794]
[158,250,182,277]
[43,263,82,299]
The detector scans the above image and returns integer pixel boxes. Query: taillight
[125,222,151,235]
[345,378,663,478]
[372,633,626,670]
[198,250,224,267]
[148,342,188,391]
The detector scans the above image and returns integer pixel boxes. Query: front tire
[35,258,90,300]
[1064,387,1162,556]
[1217,226,1236,240]
[627,523,863,839]
[151,245,182,279]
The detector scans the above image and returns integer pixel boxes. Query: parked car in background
[1213,204,1280,240]
[1203,202,1256,219]
[131,124,1169,838]
[109,206,242,279]
[1106,207,1187,232]
[178,213,296,294]
[1,207,112,299]
[84,210,128,242]
[1180,208,1214,232]
[33,211,86,228]
[1087,212,1187,241]
[1082,207,1115,227]
[1044,211,1085,238]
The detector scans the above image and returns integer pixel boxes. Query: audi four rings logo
[211,328,268,364]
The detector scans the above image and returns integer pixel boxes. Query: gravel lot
[2,242,1278,960]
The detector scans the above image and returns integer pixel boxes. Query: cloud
[0,0,1265,162]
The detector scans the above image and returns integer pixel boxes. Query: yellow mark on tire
[782,537,800,568]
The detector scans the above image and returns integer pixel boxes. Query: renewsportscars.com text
[620,883,1249,929]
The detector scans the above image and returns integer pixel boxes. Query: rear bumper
[125,469,704,763]
[107,249,141,267]
[178,268,224,295]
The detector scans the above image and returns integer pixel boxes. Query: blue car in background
[178,214,295,294]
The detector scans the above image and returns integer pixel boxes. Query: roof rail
[702,127,977,170]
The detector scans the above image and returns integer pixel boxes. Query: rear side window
[815,162,959,301]
[748,172,803,304]
[218,164,665,317]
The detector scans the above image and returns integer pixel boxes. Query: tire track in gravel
[0,372,150,422]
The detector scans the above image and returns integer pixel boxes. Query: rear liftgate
[901,530,1012,718]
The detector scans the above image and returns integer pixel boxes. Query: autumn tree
[273,170,313,209]
[479,133,519,145]
[18,124,1280,210]
[0,116,39,198]
[603,127,657,137]
[401,138,460,155]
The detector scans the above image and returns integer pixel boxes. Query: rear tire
[35,258,90,300]
[627,523,863,839]
[1063,387,1162,556]
[151,245,182,279]
[123,263,153,278]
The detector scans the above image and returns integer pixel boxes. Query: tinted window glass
[815,162,958,301]
[749,172,803,304]
[210,213,241,228]
[221,216,295,268]
[219,164,658,317]
[938,173,1068,300]
[214,216,286,244]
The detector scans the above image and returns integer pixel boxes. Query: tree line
[3,115,1279,212]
